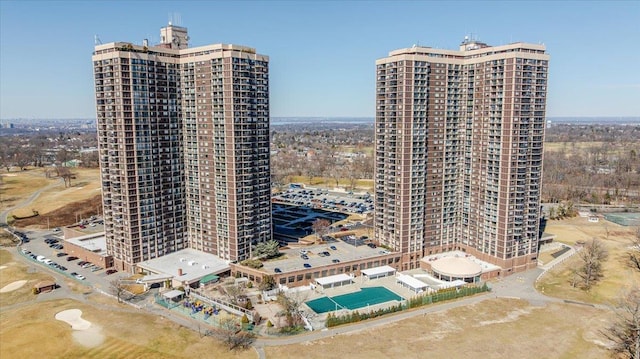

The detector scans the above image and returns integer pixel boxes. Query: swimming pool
[305,287,404,314]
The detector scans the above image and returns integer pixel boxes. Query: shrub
[240,259,263,269]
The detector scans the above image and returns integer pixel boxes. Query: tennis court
[305,286,404,314]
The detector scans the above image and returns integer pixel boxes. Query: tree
[109,278,132,303]
[253,240,280,259]
[601,286,640,359]
[220,279,246,305]
[576,239,609,290]
[58,166,75,188]
[629,227,640,272]
[311,218,330,240]
[259,275,276,291]
[276,291,308,329]
[211,315,255,350]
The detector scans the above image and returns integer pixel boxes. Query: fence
[190,289,254,322]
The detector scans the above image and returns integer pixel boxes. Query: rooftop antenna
[94,35,102,45]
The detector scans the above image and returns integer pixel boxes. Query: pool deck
[301,273,430,328]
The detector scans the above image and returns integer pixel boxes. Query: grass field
[265,298,610,359]
[1,169,49,208]
[0,249,56,306]
[9,167,102,218]
[0,298,256,359]
[537,217,640,304]
[544,141,607,152]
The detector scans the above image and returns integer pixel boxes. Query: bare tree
[211,315,255,350]
[576,238,609,290]
[58,166,75,188]
[276,291,308,329]
[601,286,640,359]
[109,278,132,303]
[220,279,246,305]
[629,227,640,272]
[311,218,330,240]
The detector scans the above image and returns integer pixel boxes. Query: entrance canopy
[362,265,396,280]
[139,273,173,284]
[315,273,353,289]
[396,274,429,293]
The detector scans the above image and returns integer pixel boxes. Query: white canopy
[396,274,429,293]
[315,273,353,288]
[362,265,396,279]
[162,289,184,300]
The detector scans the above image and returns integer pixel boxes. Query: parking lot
[273,186,374,214]
[14,228,123,286]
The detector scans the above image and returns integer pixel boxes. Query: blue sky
[1,1,639,119]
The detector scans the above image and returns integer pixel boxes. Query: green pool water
[305,286,404,314]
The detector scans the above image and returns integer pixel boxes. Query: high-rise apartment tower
[375,39,549,273]
[93,24,271,271]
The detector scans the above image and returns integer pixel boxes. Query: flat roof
[65,232,107,256]
[261,240,396,274]
[163,289,184,299]
[422,251,501,273]
[315,273,353,286]
[362,265,396,277]
[396,274,429,290]
[137,248,230,284]
[431,257,482,278]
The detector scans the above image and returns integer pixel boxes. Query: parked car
[66,256,79,261]
[91,266,103,272]
[332,259,340,263]
[301,254,309,260]
[105,269,117,275]
[21,249,31,255]
[74,274,86,280]
[82,262,93,268]
[329,245,337,250]
[303,263,312,268]
[77,261,88,266]
[56,252,68,257]
[322,251,330,256]
[274,268,282,273]
[367,243,377,248]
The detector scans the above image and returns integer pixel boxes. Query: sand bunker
[55,309,105,347]
[55,309,91,330]
[0,280,28,293]
[0,265,7,270]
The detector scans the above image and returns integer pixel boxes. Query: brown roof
[34,280,56,288]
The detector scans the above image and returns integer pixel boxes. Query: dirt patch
[14,194,102,229]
